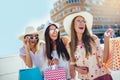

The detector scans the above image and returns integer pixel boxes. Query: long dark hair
[70,16,94,62]
[45,24,70,61]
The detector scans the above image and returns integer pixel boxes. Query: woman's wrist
[70,61,76,66]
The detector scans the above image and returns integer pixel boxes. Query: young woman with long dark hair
[44,23,71,79]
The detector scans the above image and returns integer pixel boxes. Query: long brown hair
[70,16,94,62]
[45,24,70,60]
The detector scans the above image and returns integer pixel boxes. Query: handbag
[44,65,66,80]
[19,67,43,80]
[105,37,120,71]
[94,74,113,80]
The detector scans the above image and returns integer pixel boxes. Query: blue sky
[0,0,56,56]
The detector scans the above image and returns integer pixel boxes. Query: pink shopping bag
[44,68,66,80]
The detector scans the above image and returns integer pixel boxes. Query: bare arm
[61,36,70,47]
[103,28,114,63]
[61,36,72,59]
[24,46,33,68]
[61,36,76,79]
[21,37,33,68]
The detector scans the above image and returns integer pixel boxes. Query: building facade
[50,0,120,37]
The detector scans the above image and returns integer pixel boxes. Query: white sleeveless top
[51,50,71,79]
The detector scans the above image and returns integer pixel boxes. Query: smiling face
[49,25,59,41]
[24,34,39,46]
[74,16,86,34]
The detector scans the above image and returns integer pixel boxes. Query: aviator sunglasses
[75,20,86,23]
[49,29,59,34]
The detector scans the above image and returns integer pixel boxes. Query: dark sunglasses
[29,36,39,40]
[75,20,86,23]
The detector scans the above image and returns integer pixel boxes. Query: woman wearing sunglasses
[19,26,47,72]
[63,11,113,80]
[44,23,71,79]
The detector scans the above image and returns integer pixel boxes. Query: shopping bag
[94,74,113,80]
[44,65,66,80]
[19,67,43,80]
[106,37,120,71]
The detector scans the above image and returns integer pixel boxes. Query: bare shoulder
[91,34,101,46]
[61,36,70,45]
[39,40,45,45]
[91,34,99,40]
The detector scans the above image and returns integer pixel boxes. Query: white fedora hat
[19,26,39,41]
[63,11,93,39]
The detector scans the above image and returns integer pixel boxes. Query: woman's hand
[104,28,114,39]
[48,59,53,66]
[52,58,59,65]
[75,66,89,74]
[48,58,59,66]
[24,36,30,50]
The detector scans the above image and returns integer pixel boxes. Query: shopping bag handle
[48,65,58,70]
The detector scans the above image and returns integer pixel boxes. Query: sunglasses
[28,36,39,40]
[75,20,86,23]
[49,29,59,34]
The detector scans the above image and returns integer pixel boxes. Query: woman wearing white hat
[44,22,71,79]
[63,11,113,80]
[19,26,47,72]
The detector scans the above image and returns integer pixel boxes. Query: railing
[92,27,120,34]
[0,54,25,80]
